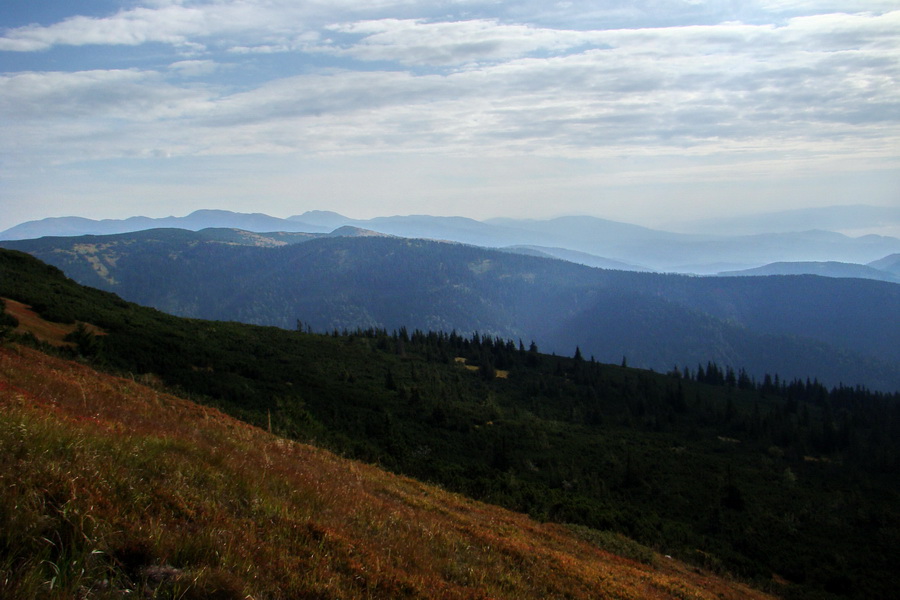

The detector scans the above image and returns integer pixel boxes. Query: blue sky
[1,1,898,232]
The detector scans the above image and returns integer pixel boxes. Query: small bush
[566,524,657,566]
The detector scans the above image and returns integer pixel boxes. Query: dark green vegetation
[3,229,900,391]
[2,248,898,599]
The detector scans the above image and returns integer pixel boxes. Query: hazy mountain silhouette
[869,253,900,276]
[0,209,329,240]
[718,261,900,283]
[5,209,899,273]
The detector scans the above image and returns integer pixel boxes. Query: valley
[4,229,898,391]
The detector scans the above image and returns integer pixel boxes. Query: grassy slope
[4,298,106,347]
[0,343,775,600]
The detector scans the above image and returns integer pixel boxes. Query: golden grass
[0,344,778,599]
[3,297,106,347]
[455,357,508,379]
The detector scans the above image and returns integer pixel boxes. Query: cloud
[169,59,221,76]
[321,18,602,65]
[0,1,347,53]
[756,1,900,12]
[0,69,213,120]
[0,5,209,51]
[0,0,438,53]
[1,5,897,173]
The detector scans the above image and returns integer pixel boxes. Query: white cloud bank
[0,1,898,228]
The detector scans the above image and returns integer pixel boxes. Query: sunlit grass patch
[2,297,105,347]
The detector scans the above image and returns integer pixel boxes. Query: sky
[1,0,898,232]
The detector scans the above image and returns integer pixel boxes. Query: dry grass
[3,298,105,347]
[0,344,778,599]
[455,357,508,379]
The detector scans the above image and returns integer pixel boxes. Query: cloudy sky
[1,0,898,231]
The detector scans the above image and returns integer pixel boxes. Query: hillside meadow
[0,342,775,600]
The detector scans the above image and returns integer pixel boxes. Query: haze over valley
[3,209,899,392]
[4,205,900,275]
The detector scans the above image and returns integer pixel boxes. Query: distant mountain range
[718,261,900,283]
[3,227,898,391]
[870,253,900,276]
[0,209,331,239]
[4,208,899,274]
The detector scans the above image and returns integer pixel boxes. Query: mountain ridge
[869,253,900,275]
[3,229,898,391]
[5,208,899,272]
[718,261,900,283]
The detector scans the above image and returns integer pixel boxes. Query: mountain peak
[289,210,351,228]
[327,225,391,238]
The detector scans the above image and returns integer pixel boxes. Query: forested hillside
[1,248,898,599]
[4,230,899,390]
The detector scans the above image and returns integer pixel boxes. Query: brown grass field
[4,298,106,347]
[0,340,778,599]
